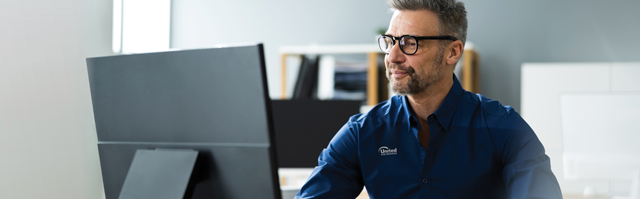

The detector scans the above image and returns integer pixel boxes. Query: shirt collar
[401,74,465,132]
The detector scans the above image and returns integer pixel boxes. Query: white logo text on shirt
[378,146,397,156]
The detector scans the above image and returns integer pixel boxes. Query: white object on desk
[278,168,315,189]
[278,168,370,199]
[561,92,640,198]
[521,62,640,195]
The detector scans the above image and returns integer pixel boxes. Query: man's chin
[390,83,409,95]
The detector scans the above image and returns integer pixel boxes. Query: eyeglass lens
[378,36,418,55]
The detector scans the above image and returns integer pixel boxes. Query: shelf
[279,43,480,106]
[280,44,383,106]
[279,44,379,55]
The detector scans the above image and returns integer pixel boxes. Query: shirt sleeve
[493,110,563,198]
[294,119,364,199]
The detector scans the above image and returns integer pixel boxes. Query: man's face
[385,10,446,95]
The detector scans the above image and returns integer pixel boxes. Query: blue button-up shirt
[295,76,562,198]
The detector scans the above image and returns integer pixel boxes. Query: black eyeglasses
[378,35,458,55]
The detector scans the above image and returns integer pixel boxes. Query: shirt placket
[419,114,439,198]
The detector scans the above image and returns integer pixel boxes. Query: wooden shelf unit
[461,46,480,93]
[279,44,382,106]
[279,43,480,106]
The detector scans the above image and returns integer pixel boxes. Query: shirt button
[422,179,428,184]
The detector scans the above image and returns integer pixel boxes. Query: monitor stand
[612,169,640,199]
[118,149,200,199]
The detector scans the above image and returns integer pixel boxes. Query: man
[295,0,562,198]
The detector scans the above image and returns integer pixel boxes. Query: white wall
[464,0,640,112]
[0,0,112,198]
[170,0,393,99]
[171,0,640,107]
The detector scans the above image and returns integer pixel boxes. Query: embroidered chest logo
[378,146,397,156]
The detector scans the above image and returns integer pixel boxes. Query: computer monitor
[270,100,361,168]
[560,92,640,198]
[87,44,281,199]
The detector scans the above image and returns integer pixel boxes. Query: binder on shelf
[292,55,320,100]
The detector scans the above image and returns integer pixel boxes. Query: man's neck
[406,74,453,121]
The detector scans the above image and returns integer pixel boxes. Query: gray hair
[387,0,468,46]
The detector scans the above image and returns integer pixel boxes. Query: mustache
[387,63,415,74]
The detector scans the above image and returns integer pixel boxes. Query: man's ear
[445,40,464,65]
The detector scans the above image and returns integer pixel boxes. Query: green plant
[377,27,387,35]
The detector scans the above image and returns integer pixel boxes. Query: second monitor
[271,100,361,168]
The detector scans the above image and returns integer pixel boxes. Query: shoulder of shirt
[473,93,513,116]
[467,93,518,127]
[346,95,403,126]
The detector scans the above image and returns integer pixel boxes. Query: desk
[280,169,605,199]
[563,195,610,199]
[354,191,607,199]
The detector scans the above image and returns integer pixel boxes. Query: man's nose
[386,42,406,64]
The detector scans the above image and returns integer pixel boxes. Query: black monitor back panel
[87,44,280,199]
[271,100,361,168]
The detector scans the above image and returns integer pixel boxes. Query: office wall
[0,0,112,198]
[170,0,393,99]
[172,0,640,112]
[464,0,640,111]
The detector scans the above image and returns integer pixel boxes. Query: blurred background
[1,0,639,198]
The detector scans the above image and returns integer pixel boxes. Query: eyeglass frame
[378,35,458,55]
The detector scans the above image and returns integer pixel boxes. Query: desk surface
[563,195,610,199]
[280,169,613,199]
[356,192,611,199]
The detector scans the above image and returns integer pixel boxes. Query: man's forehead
[386,10,439,36]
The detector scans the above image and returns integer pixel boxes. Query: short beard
[386,49,444,95]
